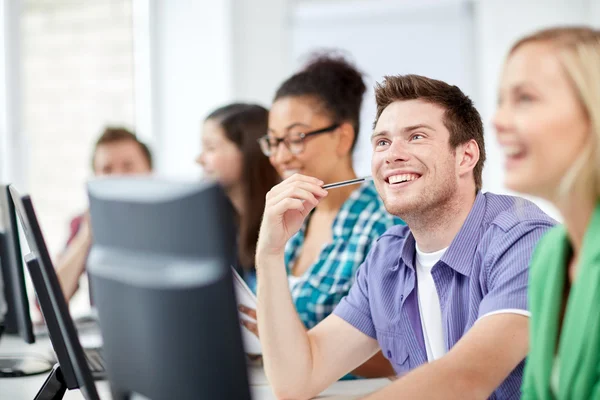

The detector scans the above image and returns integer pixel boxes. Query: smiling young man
[255,74,556,399]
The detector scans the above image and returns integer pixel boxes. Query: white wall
[231,0,291,106]
[0,0,24,187]
[592,0,600,27]
[149,0,234,178]
[287,0,598,219]
[144,0,598,220]
[473,0,591,219]
[5,0,591,198]
[146,0,292,179]
[291,0,476,177]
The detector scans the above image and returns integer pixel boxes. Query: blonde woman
[494,27,600,399]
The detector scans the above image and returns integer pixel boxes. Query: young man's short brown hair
[373,74,486,191]
[92,127,153,170]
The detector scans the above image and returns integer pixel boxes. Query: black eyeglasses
[258,123,340,157]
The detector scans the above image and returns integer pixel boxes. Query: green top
[522,203,600,399]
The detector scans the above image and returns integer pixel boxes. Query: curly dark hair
[274,51,366,151]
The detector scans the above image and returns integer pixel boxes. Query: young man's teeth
[389,174,417,184]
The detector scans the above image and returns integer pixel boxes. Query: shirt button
[387,350,392,359]
[400,294,404,302]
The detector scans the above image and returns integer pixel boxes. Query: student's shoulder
[70,214,85,230]
[65,213,85,246]
[529,224,566,258]
[359,224,410,274]
[482,192,557,235]
[528,224,566,279]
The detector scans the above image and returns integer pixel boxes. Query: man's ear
[336,122,355,157]
[457,139,479,177]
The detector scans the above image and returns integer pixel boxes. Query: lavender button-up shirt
[334,192,555,399]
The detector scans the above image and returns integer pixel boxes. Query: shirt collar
[399,233,417,271]
[399,192,486,276]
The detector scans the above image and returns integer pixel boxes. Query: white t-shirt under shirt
[415,244,449,362]
[414,243,532,363]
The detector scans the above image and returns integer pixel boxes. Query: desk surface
[0,334,390,399]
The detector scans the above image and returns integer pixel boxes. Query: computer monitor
[10,185,100,400]
[0,185,52,376]
[87,177,251,400]
[0,185,33,339]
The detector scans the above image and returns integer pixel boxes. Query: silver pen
[322,176,372,190]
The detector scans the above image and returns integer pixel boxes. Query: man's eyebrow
[402,124,435,133]
[370,130,389,140]
[370,124,435,139]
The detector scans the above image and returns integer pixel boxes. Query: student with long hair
[197,103,280,286]
[494,26,600,398]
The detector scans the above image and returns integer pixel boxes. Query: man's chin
[383,201,411,217]
[384,192,425,214]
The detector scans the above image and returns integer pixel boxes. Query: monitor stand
[0,325,53,377]
[0,354,53,377]
[34,363,67,400]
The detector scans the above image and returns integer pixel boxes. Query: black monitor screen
[0,185,34,343]
[10,185,99,399]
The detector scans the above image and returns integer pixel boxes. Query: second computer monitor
[0,185,34,342]
[87,177,251,400]
[10,185,100,399]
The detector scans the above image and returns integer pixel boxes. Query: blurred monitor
[10,185,100,399]
[0,185,52,376]
[0,185,33,340]
[87,177,251,400]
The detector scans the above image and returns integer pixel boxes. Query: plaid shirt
[285,181,403,329]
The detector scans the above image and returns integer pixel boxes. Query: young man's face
[371,100,459,218]
[93,140,152,176]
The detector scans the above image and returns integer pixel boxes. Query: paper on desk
[232,267,262,355]
[79,332,104,349]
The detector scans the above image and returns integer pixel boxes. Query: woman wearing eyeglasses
[240,53,403,377]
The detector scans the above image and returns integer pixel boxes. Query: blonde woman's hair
[509,27,600,204]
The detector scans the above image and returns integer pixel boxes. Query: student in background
[196,103,280,288]
[56,127,153,302]
[495,26,600,399]
[239,54,403,378]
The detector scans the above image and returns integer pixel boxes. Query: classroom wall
[153,0,235,178]
[3,0,600,211]
[473,0,591,218]
[231,0,291,106]
[21,1,137,247]
[149,0,598,219]
[290,0,476,178]
[147,0,291,178]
